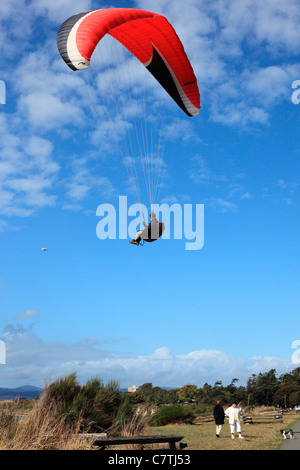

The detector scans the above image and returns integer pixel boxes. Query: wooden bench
[80,433,186,450]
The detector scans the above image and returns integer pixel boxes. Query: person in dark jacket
[213,400,225,438]
[129,212,159,245]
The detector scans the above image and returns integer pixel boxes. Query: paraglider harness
[139,221,165,246]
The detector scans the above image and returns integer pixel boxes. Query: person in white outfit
[225,401,244,439]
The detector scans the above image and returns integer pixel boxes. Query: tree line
[128,367,300,408]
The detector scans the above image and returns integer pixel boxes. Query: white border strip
[66,11,96,70]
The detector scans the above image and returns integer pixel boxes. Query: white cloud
[29,0,92,24]
[278,179,298,192]
[162,118,200,144]
[0,1,33,56]
[160,194,191,204]
[0,325,292,388]
[62,155,117,209]
[241,192,252,199]
[206,197,238,213]
[189,157,253,211]
[189,155,228,185]
[19,92,85,130]
[242,64,300,108]
[210,101,270,127]
[0,114,59,219]
[209,0,300,54]
[137,0,300,125]
[14,310,40,321]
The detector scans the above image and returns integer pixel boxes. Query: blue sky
[0,0,300,389]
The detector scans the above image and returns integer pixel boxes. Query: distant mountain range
[0,386,43,401]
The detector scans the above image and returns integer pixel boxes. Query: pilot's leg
[129,230,143,245]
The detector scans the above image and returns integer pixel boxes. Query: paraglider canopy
[57,8,201,238]
[41,248,48,251]
[57,8,200,116]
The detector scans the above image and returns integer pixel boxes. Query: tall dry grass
[111,404,157,450]
[0,374,154,450]
[0,398,92,450]
[117,404,157,437]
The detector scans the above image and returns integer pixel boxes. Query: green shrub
[193,403,214,414]
[41,373,126,432]
[149,404,195,426]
